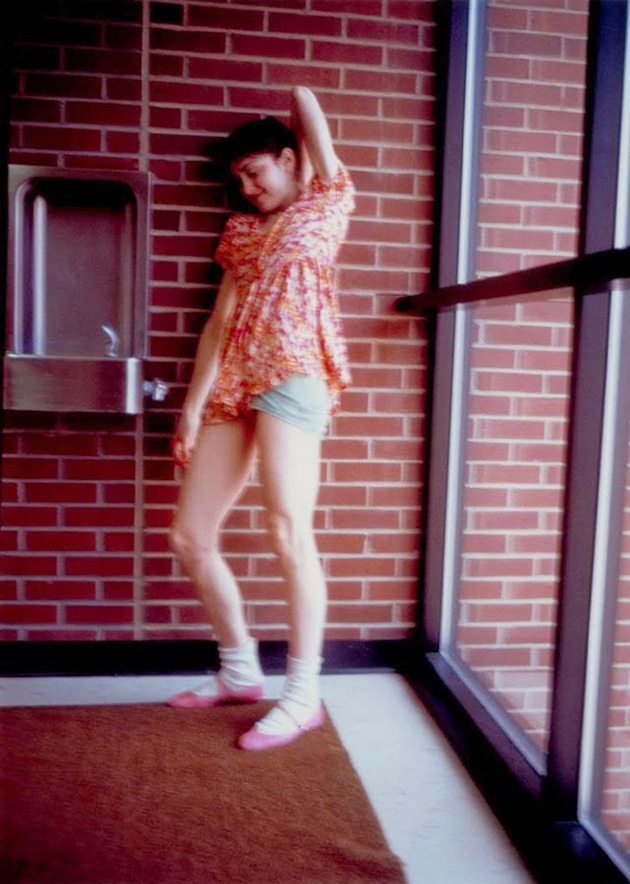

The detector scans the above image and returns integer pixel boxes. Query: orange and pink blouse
[203,163,356,426]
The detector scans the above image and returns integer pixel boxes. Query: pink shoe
[167,676,264,709]
[237,704,325,751]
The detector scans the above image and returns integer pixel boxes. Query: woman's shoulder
[223,211,258,232]
[305,162,356,212]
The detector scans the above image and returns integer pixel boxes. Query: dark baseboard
[0,638,408,678]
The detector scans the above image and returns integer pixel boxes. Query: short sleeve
[310,163,356,216]
[214,215,239,270]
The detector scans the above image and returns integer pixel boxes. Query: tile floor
[0,671,536,884]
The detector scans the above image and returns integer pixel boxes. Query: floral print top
[203,163,356,425]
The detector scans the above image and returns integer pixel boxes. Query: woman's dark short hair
[219,116,298,212]
[222,116,298,165]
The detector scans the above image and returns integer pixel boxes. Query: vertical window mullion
[422,0,487,650]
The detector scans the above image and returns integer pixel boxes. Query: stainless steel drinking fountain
[3,165,164,414]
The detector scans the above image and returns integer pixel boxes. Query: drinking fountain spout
[101,325,120,358]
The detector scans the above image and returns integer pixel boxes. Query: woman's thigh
[255,411,322,525]
[172,416,257,543]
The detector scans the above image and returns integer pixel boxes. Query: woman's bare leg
[237,412,327,746]
[169,417,256,648]
[255,412,327,661]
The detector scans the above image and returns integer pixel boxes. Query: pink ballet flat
[167,676,264,709]
[237,704,326,751]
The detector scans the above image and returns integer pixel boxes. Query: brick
[387,0,434,21]
[490,80,564,108]
[347,18,418,44]
[344,69,418,94]
[369,532,419,555]
[24,580,96,601]
[3,505,59,527]
[188,58,263,83]
[351,219,412,242]
[66,155,139,172]
[187,6,265,31]
[317,534,366,555]
[316,92,380,117]
[312,40,382,66]
[103,580,134,601]
[65,605,134,624]
[11,97,62,123]
[25,531,97,552]
[530,58,587,86]
[0,604,58,624]
[106,78,142,102]
[226,86,288,112]
[529,10,588,37]
[312,0,382,12]
[269,12,341,36]
[328,603,395,624]
[22,126,102,152]
[150,81,223,105]
[528,108,584,135]
[461,647,534,668]
[104,532,136,553]
[150,54,184,77]
[64,507,135,527]
[65,48,141,76]
[491,30,562,59]
[64,557,135,577]
[486,129,558,155]
[0,581,18,600]
[341,117,414,145]
[66,100,140,126]
[152,28,226,54]
[266,63,340,89]
[231,33,306,59]
[107,22,143,50]
[369,485,421,508]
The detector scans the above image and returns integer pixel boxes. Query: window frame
[400,1,630,880]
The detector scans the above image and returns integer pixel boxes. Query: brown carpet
[0,702,408,884]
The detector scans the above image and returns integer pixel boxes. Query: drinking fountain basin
[4,166,153,414]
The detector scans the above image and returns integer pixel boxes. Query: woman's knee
[265,509,314,570]
[168,519,217,566]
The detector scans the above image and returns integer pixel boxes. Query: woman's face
[230,148,299,214]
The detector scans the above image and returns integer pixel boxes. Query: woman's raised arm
[290,86,339,184]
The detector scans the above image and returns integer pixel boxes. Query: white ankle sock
[256,655,323,736]
[191,637,263,697]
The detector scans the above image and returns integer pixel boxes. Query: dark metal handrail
[395,245,630,314]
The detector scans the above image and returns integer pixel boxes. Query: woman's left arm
[290,86,339,184]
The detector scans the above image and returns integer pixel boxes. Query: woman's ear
[279,146,297,171]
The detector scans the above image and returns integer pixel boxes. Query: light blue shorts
[250,375,331,438]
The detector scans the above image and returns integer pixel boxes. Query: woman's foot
[167,637,265,709]
[238,654,324,750]
[238,702,325,750]
[167,675,264,709]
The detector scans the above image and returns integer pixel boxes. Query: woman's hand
[173,408,202,469]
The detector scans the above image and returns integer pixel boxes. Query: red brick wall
[2,0,434,642]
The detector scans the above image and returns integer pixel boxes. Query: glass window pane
[475,0,589,277]
[451,291,574,755]
[601,491,630,850]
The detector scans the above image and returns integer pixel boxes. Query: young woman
[167,87,355,751]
